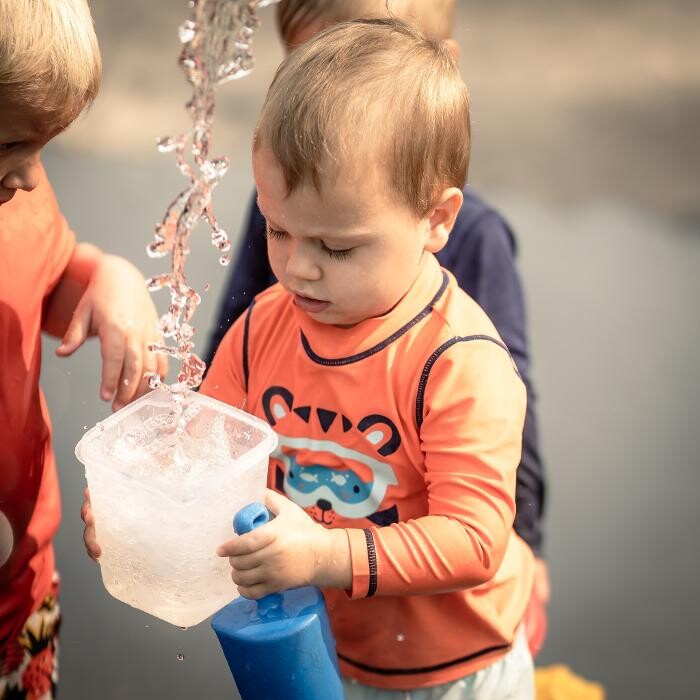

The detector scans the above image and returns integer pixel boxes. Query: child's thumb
[264,488,289,516]
[56,305,90,356]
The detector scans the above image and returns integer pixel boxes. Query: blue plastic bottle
[211,503,344,700]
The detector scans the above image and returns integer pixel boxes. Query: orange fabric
[203,253,533,689]
[0,167,76,646]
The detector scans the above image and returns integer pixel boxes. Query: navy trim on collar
[242,301,255,391]
[300,271,450,366]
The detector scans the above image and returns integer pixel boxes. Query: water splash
[146,0,278,396]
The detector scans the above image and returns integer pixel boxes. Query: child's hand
[533,558,551,605]
[524,558,550,658]
[81,488,102,561]
[217,489,351,599]
[55,254,168,411]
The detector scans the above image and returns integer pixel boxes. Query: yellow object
[535,665,606,700]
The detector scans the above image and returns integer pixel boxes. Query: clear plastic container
[75,389,277,627]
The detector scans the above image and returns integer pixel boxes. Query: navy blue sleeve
[437,191,546,555]
[204,195,276,368]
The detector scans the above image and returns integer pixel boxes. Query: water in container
[75,389,277,627]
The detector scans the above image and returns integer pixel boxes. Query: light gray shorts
[342,627,534,700]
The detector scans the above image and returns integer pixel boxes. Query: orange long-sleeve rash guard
[202,253,534,689]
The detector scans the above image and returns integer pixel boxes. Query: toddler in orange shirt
[206,18,535,699]
[79,14,536,700]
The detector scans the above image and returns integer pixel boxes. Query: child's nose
[286,240,322,281]
[2,154,42,193]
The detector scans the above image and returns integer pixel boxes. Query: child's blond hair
[256,17,469,217]
[277,0,455,45]
[0,0,101,128]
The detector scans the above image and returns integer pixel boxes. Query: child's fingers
[216,528,276,558]
[112,338,142,411]
[228,551,263,571]
[84,524,102,560]
[231,566,266,589]
[98,325,125,402]
[234,581,275,600]
[80,499,94,525]
[81,489,101,559]
[55,303,91,357]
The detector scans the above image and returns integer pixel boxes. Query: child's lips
[293,293,330,314]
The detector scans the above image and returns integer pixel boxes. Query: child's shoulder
[431,270,503,342]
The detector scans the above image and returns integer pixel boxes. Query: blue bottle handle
[233,502,283,617]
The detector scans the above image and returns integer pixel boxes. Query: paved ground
[38,1,699,698]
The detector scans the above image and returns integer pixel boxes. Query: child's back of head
[277,0,455,46]
[256,16,469,218]
[0,0,101,130]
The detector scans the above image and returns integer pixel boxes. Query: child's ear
[424,187,464,253]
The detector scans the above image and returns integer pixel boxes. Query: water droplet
[176,652,185,661]
[147,241,168,259]
[219,254,231,266]
[211,229,230,251]
[146,274,170,292]
[201,157,228,182]
[178,20,197,44]
[396,633,405,642]
[203,283,211,292]
[83,425,87,430]
[156,136,178,153]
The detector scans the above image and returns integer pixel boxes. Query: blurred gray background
[39,0,699,698]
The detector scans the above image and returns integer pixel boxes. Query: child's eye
[321,243,353,261]
[264,224,287,240]
[0,142,21,151]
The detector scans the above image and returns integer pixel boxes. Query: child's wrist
[312,527,352,590]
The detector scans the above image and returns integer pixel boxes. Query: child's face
[254,146,440,328]
[0,99,57,206]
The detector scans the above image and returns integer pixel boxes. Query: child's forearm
[43,242,103,337]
